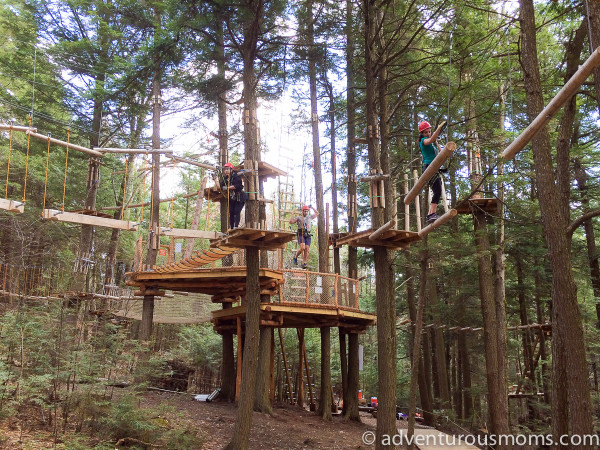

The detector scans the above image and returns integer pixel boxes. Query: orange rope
[61,129,70,211]
[42,135,51,215]
[120,155,129,218]
[22,116,32,203]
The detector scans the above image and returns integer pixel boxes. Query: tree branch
[567,209,600,237]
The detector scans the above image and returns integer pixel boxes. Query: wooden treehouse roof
[211,303,376,334]
[210,227,296,250]
[334,228,421,250]
[455,197,499,215]
[126,266,283,299]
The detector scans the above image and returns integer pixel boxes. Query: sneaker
[293,257,298,265]
[426,213,438,224]
[301,263,307,269]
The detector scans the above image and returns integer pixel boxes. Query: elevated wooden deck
[455,197,499,214]
[335,228,421,250]
[126,266,283,300]
[211,303,376,333]
[210,227,296,250]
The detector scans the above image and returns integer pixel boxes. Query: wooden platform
[211,303,376,333]
[334,228,421,250]
[236,160,287,179]
[203,185,224,202]
[328,232,349,247]
[43,209,138,231]
[455,197,499,215]
[126,266,283,299]
[210,227,296,250]
[159,228,220,239]
[0,198,24,213]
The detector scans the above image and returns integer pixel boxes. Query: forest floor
[143,391,403,449]
[0,390,429,449]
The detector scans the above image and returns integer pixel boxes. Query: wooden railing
[277,269,360,310]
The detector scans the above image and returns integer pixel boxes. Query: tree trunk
[339,330,348,416]
[225,1,263,446]
[304,0,331,421]
[364,1,396,445]
[473,208,509,441]
[140,41,162,341]
[405,250,434,426]
[344,0,360,423]
[519,3,593,443]
[573,159,600,325]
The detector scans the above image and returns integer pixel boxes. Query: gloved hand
[438,120,447,132]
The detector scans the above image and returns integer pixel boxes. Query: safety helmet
[418,121,432,133]
[224,162,234,169]
[302,205,310,211]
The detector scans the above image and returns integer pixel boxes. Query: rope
[5,124,13,198]
[121,155,129,219]
[61,129,70,211]
[22,116,32,203]
[42,134,51,214]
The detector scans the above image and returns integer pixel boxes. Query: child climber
[289,205,318,269]
[418,120,447,224]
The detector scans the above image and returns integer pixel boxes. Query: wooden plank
[42,209,138,231]
[159,228,219,239]
[0,198,24,213]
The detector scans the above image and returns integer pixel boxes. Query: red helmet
[302,205,310,211]
[224,162,234,169]
[418,121,432,133]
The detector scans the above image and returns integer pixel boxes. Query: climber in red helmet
[289,205,318,269]
[418,119,447,224]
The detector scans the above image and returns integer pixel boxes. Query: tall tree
[519,1,593,443]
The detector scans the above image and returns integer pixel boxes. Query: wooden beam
[43,209,138,231]
[369,220,395,240]
[26,130,103,157]
[94,147,173,154]
[404,142,456,205]
[418,209,457,237]
[0,124,37,132]
[100,197,176,211]
[0,198,24,213]
[159,228,219,239]
[503,46,600,160]
[165,154,215,170]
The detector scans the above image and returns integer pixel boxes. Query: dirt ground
[141,391,408,449]
[0,391,419,449]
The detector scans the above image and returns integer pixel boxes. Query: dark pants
[229,200,245,229]
[424,164,442,204]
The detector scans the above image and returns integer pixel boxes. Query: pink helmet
[418,121,432,133]
[224,162,234,169]
[302,205,309,211]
